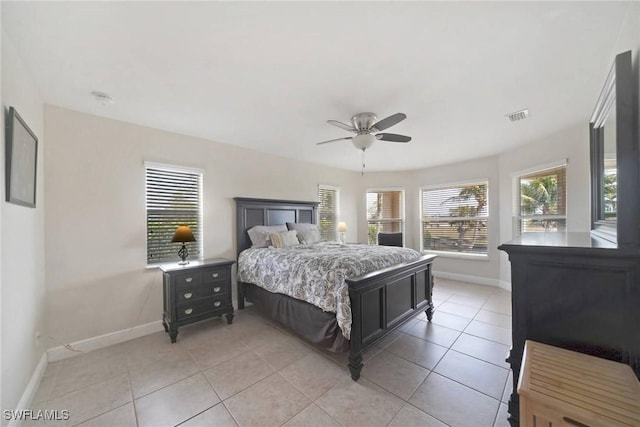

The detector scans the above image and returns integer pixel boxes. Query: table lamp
[338,222,347,244]
[172,225,196,265]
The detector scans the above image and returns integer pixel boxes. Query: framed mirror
[590,50,638,247]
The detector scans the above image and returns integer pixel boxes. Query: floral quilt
[237,242,421,339]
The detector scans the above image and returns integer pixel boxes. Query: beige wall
[1,30,47,419]
[497,124,591,285]
[43,106,361,347]
[361,125,592,289]
[410,156,501,283]
[612,1,639,128]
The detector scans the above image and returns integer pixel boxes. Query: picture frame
[6,107,38,208]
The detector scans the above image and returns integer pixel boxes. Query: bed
[235,197,436,380]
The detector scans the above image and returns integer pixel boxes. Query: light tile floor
[28,279,513,427]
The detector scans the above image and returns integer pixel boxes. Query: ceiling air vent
[506,109,529,122]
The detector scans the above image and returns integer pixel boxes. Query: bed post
[348,353,363,381]
[426,275,435,321]
[349,290,362,381]
[348,293,364,380]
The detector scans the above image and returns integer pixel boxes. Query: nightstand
[160,258,235,343]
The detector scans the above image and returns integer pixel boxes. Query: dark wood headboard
[234,197,318,256]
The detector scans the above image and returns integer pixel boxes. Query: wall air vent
[506,109,529,122]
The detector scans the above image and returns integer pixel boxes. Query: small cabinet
[518,340,640,427]
[160,258,235,343]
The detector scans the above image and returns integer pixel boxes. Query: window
[146,163,203,265]
[421,181,488,255]
[318,185,339,241]
[513,164,567,235]
[367,189,404,245]
[603,157,616,220]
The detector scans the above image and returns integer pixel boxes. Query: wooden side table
[518,340,640,427]
[160,258,235,343]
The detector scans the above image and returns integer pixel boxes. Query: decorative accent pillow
[247,224,287,248]
[286,222,320,233]
[298,229,321,244]
[270,230,300,248]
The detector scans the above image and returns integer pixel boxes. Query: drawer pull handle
[212,273,219,278]
[185,277,193,283]
[214,301,221,307]
[184,293,193,299]
[184,308,193,315]
[213,287,221,293]
[562,417,589,427]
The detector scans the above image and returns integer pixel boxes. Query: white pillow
[270,230,300,248]
[298,229,321,244]
[247,224,287,248]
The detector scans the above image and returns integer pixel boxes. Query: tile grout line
[128,374,140,427]
[428,370,506,404]
[61,374,132,427]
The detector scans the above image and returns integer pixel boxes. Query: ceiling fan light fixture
[352,133,376,151]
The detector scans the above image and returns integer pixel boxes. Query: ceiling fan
[317,112,411,150]
[317,112,411,173]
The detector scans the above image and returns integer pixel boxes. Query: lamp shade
[338,222,347,233]
[171,225,196,243]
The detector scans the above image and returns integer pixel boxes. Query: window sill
[146,259,205,270]
[422,250,490,261]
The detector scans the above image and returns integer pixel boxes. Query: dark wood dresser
[160,258,235,342]
[499,233,640,426]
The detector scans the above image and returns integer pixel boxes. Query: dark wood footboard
[346,254,436,380]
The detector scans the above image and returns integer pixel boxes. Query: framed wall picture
[6,107,38,208]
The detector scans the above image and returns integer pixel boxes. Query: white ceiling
[2,1,631,172]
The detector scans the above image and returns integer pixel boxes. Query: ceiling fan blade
[327,120,356,132]
[316,136,352,145]
[376,133,411,143]
[372,113,407,131]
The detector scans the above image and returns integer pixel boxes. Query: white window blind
[421,181,488,255]
[146,164,203,264]
[318,185,339,241]
[367,190,404,245]
[513,165,567,235]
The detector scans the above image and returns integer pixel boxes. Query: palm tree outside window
[513,163,567,236]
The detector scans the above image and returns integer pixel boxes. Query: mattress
[237,242,421,339]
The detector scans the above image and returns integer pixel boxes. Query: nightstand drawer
[176,296,226,321]
[201,267,227,284]
[176,283,226,303]
[173,273,202,290]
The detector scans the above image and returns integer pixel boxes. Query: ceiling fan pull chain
[361,149,366,175]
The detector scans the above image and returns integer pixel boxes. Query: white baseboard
[9,352,48,427]
[433,270,505,289]
[498,280,512,291]
[47,320,164,362]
